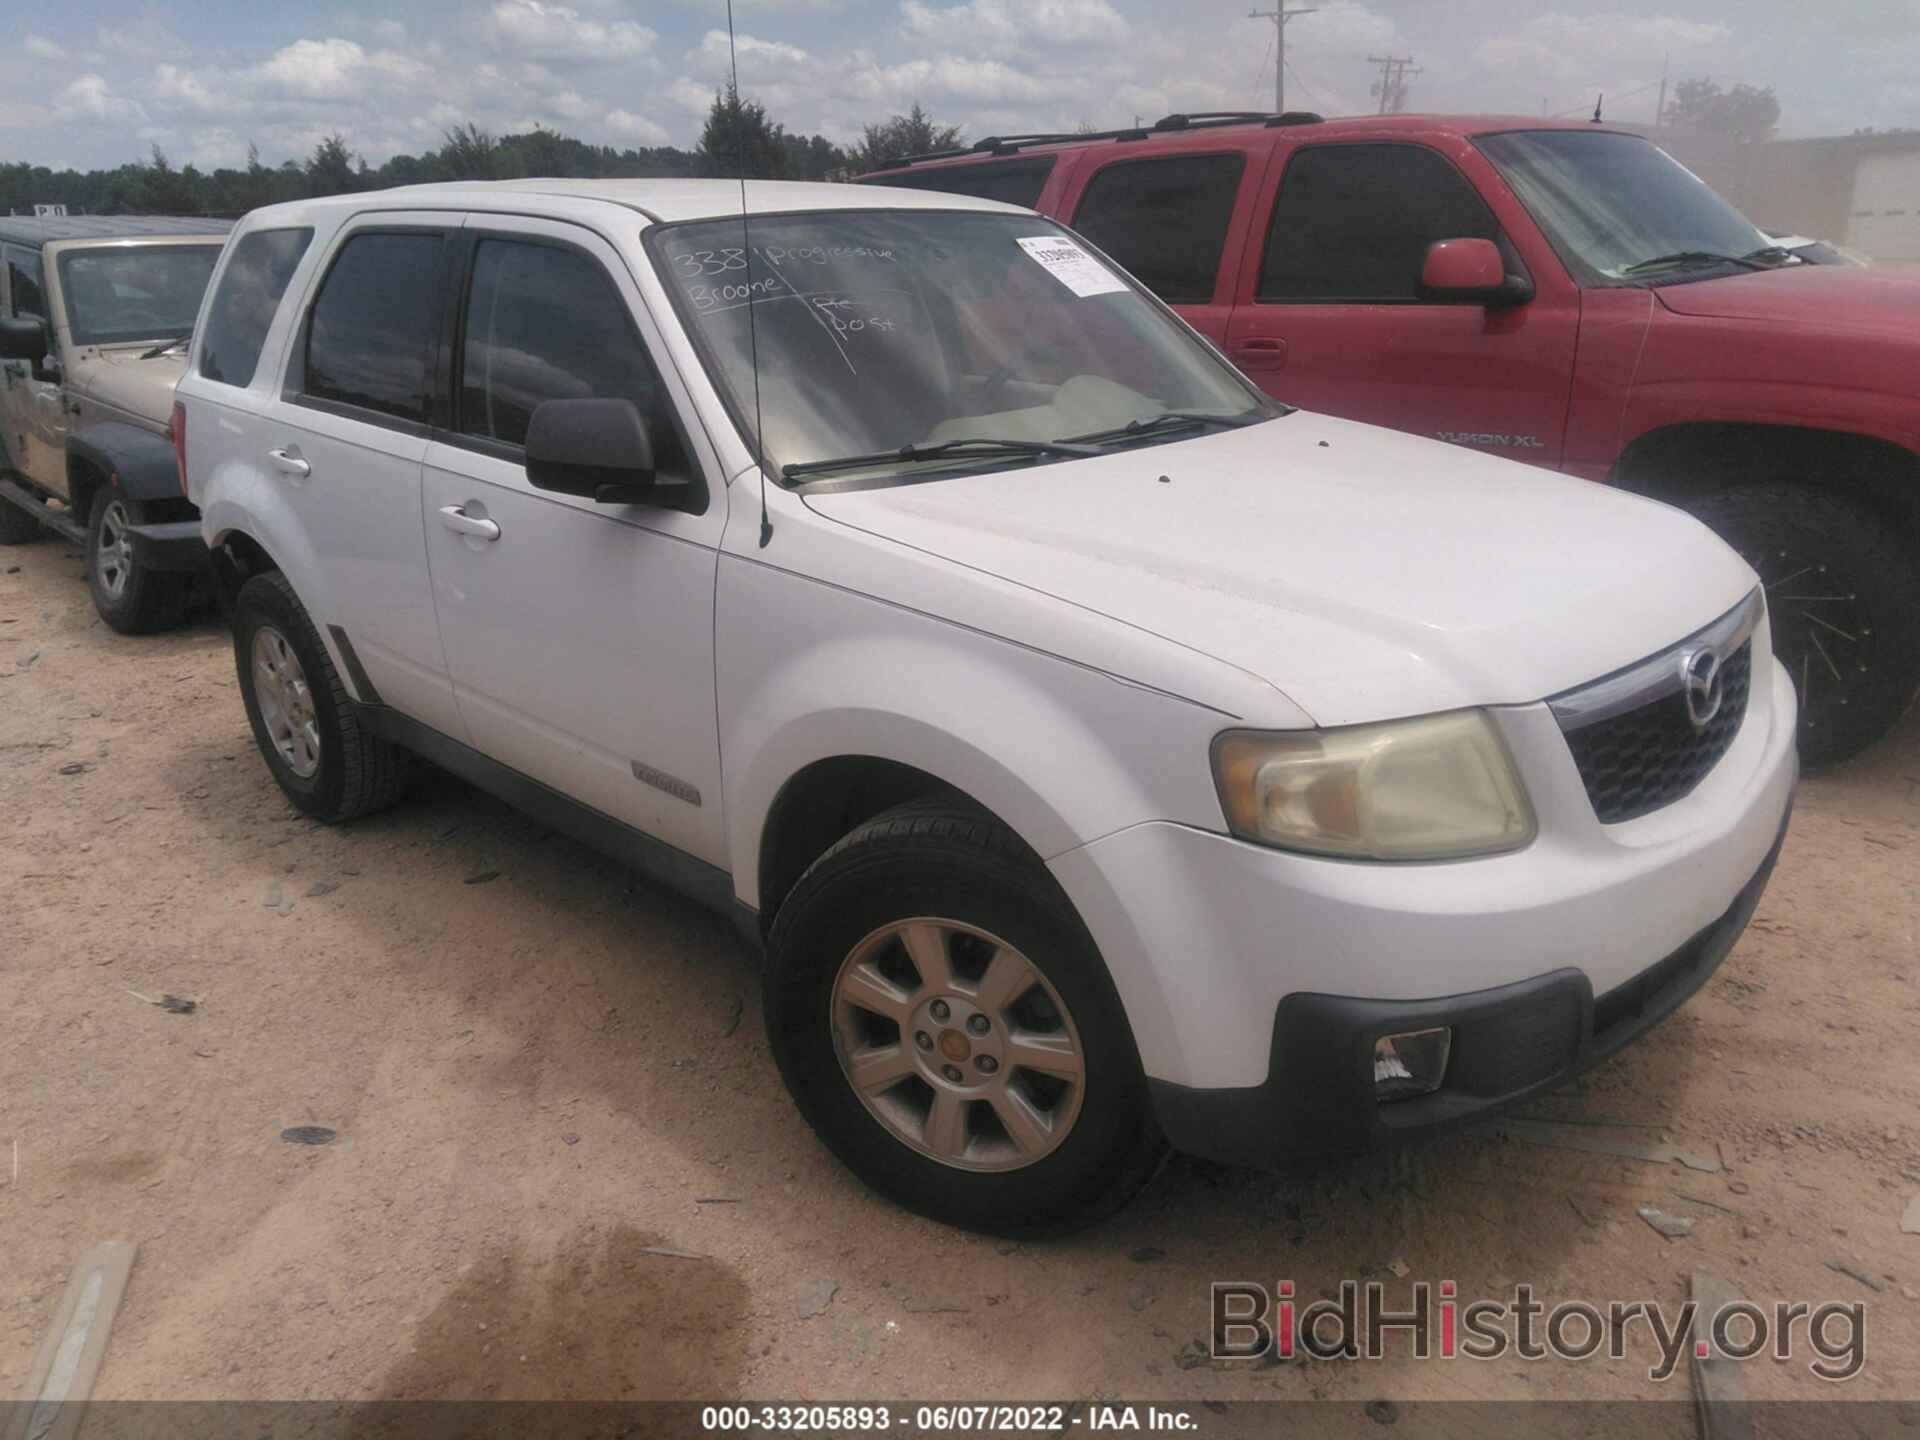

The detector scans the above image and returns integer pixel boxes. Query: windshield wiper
[782,436,1099,483]
[1058,409,1268,447]
[139,333,191,360]
[1619,250,1772,278]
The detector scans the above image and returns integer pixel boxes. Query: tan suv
[0,214,229,631]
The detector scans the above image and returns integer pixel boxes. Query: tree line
[1,89,964,218]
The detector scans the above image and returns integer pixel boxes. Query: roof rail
[892,110,1326,165]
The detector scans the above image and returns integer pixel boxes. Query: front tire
[765,802,1166,1235]
[87,481,190,633]
[1686,483,1920,768]
[233,571,411,821]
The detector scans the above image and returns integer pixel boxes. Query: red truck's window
[1260,143,1500,303]
[1072,153,1245,305]
[862,157,1056,209]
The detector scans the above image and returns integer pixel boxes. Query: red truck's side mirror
[1420,238,1532,307]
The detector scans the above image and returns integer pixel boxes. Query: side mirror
[525,397,693,510]
[0,317,48,365]
[1420,238,1533,307]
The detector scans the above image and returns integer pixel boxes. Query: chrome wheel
[251,625,321,779]
[94,500,135,601]
[1751,549,1873,739]
[831,918,1085,1172]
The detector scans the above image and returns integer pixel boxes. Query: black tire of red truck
[1686,483,1920,769]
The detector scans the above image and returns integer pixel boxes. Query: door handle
[439,504,500,542]
[268,447,311,478]
[1231,336,1288,371]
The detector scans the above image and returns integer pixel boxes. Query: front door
[1,244,68,495]
[420,218,728,867]
[1224,140,1580,468]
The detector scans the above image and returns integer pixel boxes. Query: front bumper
[128,518,211,574]
[1145,798,1789,1169]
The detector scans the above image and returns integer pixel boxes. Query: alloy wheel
[830,918,1086,1172]
[251,625,322,779]
[94,500,135,602]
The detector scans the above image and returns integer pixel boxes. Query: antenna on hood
[1592,93,1604,123]
[725,0,772,547]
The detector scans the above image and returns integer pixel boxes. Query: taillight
[170,400,188,497]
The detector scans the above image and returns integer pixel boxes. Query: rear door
[1064,143,1268,349]
[420,216,728,866]
[257,214,466,740]
[1224,139,1580,467]
[2,243,68,495]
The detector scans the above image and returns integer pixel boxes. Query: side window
[862,157,1057,208]
[6,246,46,320]
[1072,154,1245,304]
[200,228,313,387]
[302,231,443,424]
[457,238,687,474]
[1260,144,1501,303]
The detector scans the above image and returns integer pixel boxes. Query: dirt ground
[2,533,1918,1418]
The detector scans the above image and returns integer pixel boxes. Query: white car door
[420,216,729,867]
[257,215,466,741]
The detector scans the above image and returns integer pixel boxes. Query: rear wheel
[86,481,190,633]
[765,802,1166,1235]
[1686,483,1920,768]
[233,571,411,820]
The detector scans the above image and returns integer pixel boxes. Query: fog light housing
[1373,1027,1452,1101]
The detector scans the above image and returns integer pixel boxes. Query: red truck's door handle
[1232,336,1288,371]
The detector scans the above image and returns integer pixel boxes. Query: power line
[1247,7,1319,114]
[1367,54,1421,114]
[1283,59,1331,114]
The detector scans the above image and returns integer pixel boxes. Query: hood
[803,414,1757,726]
[70,347,185,429]
[1653,263,1920,338]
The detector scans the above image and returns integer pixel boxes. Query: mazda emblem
[1681,646,1724,730]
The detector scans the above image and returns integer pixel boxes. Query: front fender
[718,559,1240,908]
[68,422,184,505]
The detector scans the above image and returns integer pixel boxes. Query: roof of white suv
[248,178,1026,228]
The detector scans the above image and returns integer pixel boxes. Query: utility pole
[1367,53,1421,114]
[1248,6,1318,114]
[1654,51,1670,128]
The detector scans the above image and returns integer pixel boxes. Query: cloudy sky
[3,0,1915,173]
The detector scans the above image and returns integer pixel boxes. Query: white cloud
[694,28,811,70]
[901,0,1129,53]
[670,76,718,112]
[1477,12,1730,84]
[25,34,66,59]
[154,63,220,113]
[54,73,145,125]
[605,109,672,143]
[489,0,659,62]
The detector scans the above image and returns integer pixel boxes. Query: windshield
[57,244,222,346]
[649,210,1274,485]
[1476,131,1773,283]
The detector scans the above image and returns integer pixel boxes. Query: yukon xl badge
[1437,431,1546,449]
[1681,646,1726,730]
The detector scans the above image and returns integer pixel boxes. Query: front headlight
[1211,710,1535,861]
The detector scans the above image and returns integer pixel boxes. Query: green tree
[1665,80,1781,140]
[438,122,499,180]
[854,103,963,171]
[695,85,787,179]
[305,134,359,195]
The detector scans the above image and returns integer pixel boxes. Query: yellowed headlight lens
[1213,710,1535,860]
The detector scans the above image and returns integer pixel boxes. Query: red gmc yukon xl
[861,113,1920,765]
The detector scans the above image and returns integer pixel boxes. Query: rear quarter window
[861,156,1057,209]
[199,228,314,387]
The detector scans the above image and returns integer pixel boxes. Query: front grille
[1563,640,1751,823]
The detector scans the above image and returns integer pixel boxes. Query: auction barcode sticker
[1015,236,1127,297]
